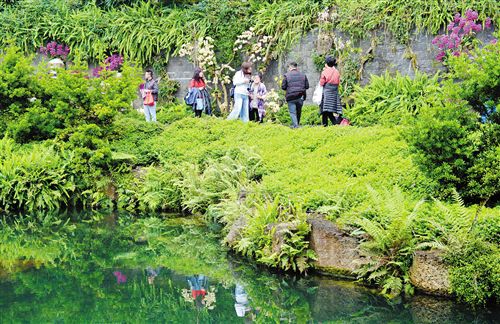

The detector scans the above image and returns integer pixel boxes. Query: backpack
[184,89,196,106]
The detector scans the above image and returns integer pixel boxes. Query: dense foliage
[0,0,498,67]
[0,1,499,307]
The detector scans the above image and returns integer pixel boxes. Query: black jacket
[282,70,309,101]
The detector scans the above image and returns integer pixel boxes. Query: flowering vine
[180,37,234,113]
[432,10,495,62]
[233,28,274,70]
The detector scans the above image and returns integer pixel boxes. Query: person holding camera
[227,62,252,122]
[281,62,309,128]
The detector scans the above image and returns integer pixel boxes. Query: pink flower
[485,17,492,29]
[463,24,472,34]
[459,17,467,28]
[490,39,498,45]
[436,51,446,61]
[465,9,478,21]
[447,22,455,31]
[452,26,461,35]
[453,13,461,23]
[452,51,460,57]
[471,23,482,32]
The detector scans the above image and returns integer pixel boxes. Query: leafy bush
[0,47,42,132]
[446,239,500,306]
[0,137,76,212]
[156,103,193,124]
[346,71,442,126]
[404,42,500,203]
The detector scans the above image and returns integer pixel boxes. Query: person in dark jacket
[281,62,309,128]
[142,69,159,122]
[319,56,342,126]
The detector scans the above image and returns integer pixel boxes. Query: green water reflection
[0,215,498,323]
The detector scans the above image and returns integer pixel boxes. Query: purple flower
[465,9,478,21]
[447,22,455,31]
[485,17,492,29]
[471,23,482,32]
[452,51,460,57]
[463,24,472,34]
[454,13,461,23]
[459,17,467,28]
[491,39,498,45]
[436,51,446,61]
[452,26,461,35]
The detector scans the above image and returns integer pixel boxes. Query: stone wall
[165,28,495,104]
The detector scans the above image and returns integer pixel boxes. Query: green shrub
[404,43,500,203]
[446,239,500,306]
[346,71,442,126]
[0,47,42,132]
[0,137,76,212]
[156,103,193,124]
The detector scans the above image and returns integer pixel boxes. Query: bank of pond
[0,214,498,323]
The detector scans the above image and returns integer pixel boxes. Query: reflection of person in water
[187,275,208,306]
[112,271,127,284]
[145,266,161,285]
[234,283,252,318]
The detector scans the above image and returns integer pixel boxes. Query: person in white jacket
[227,62,252,122]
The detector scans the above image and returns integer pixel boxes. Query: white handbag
[312,84,323,105]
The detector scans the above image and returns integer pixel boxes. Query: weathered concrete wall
[165,28,495,104]
[165,56,196,100]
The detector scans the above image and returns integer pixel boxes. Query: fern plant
[346,187,424,297]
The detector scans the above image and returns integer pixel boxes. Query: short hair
[145,69,153,77]
[256,72,263,80]
[325,56,337,67]
[288,62,298,68]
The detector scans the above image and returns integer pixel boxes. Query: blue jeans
[287,98,303,128]
[228,93,249,122]
[144,102,157,122]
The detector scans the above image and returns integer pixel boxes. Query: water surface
[0,215,498,323]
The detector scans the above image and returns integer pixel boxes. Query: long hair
[193,67,203,81]
[241,62,252,75]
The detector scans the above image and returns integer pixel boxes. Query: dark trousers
[194,109,202,117]
[249,108,263,123]
[322,112,341,126]
[287,98,303,128]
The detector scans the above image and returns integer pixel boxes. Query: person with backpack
[319,56,342,126]
[281,62,309,128]
[187,67,212,117]
[227,62,252,122]
[142,69,159,122]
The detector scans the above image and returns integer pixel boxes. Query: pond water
[0,215,498,323]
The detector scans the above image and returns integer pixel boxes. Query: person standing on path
[227,62,252,122]
[249,73,267,123]
[142,69,159,122]
[188,67,212,117]
[281,62,309,128]
[319,56,342,126]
